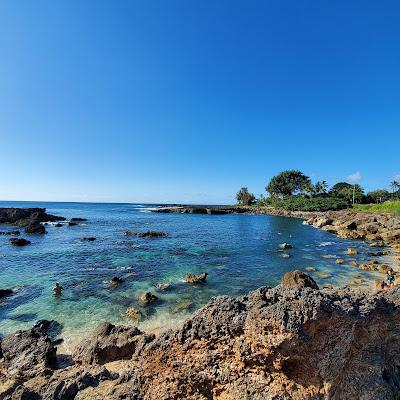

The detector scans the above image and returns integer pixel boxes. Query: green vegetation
[237,170,400,213]
[236,187,255,206]
[353,201,400,216]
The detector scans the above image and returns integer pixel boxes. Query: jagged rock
[347,247,358,255]
[72,322,154,365]
[185,272,208,284]
[138,292,158,305]
[279,242,293,249]
[0,230,20,235]
[0,288,13,298]
[4,280,400,399]
[281,270,319,290]
[110,276,124,285]
[0,207,65,226]
[1,327,57,375]
[9,238,31,246]
[25,223,46,234]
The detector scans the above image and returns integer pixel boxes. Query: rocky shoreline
[1,271,400,399]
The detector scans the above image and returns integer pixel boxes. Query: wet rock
[185,272,208,284]
[125,307,142,320]
[335,259,344,264]
[281,270,319,290]
[24,223,46,234]
[138,292,158,305]
[72,322,154,365]
[0,207,65,226]
[360,264,376,271]
[0,230,20,235]
[1,327,57,375]
[279,242,293,249]
[81,237,96,241]
[0,288,13,298]
[71,217,88,221]
[347,247,358,255]
[9,238,31,246]
[110,276,124,285]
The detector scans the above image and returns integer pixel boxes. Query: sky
[0,1,399,204]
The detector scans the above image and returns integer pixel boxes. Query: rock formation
[9,238,31,246]
[2,275,400,399]
[0,208,65,227]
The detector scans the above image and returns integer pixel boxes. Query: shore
[1,271,400,399]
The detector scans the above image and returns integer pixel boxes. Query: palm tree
[315,180,328,195]
[303,182,316,199]
[390,180,400,199]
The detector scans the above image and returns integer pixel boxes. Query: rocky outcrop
[281,270,319,289]
[185,272,208,284]
[124,231,168,238]
[0,208,65,227]
[2,275,400,399]
[9,238,31,246]
[0,289,13,298]
[72,322,155,365]
[24,223,46,234]
[0,327,57,376]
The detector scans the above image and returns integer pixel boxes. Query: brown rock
[185,272,208,284]
[281,270,319,290]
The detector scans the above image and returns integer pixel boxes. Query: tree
[390,180,400,199]
[366,189,390,203]
[266,170,311,198]
[315,180,328,195]
[302,181,316,198]
[236,187,255,206]
[335,184,364,204]
[330,182,352,196]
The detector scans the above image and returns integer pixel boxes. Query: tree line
[236,170,400,211]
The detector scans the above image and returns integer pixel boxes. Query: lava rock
[0,288,13,298]
[9,238,31,246]
[25,223,46,234]
[281,270,319,290]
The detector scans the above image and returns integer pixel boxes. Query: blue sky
[0,1,399,204]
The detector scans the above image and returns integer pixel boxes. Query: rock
[0,288,13,298]
[335,259,344,264]
[279,242,293,249]
[71,217,88,221]
[156,282,172,291]
[367,251,385,257]
[351,276,366,285]
[1,327,57,375]
[369,259,379,265]
[313,217,333,228]
[138,292,158,305]
[81,237,96,241]
[185,272,208,284]
[6,283,400,399]
[0,230,20,235]
[370,240,386,247]
[72,322,154,365]
[9,238,31,246]
[125,307,142,320]
[360,264,376,271]
[110,276,124,285]
[68,221,78,226]
[347,247,358,255]
[281,270,319,290]
[24,223,46,234]
[124,231,168,238]
[54,223,63,227]
[350,261,358,267]
[0,207,65,226]
[323,284,334,289]
[378,264,392,274]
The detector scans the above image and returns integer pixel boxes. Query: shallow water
[0,201,387,345]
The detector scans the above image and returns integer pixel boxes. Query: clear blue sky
[0,1,399,204]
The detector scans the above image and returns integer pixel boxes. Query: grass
[353,201,400,216]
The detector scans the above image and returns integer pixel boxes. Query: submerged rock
[9,238,31,246]
[0,230,20,235]
[125,307,142,320]
[81,237,96,241]
[110,276,124,285]
[70,217,87,222]
[24,223,46,234]
[185,272,208,284]
[68,221,78,226]
[347,247,358,255]
[124,230,168,238]
[138,292,158,305]
[72,322,154,365]
[279,242,293,249]
[281,270,319,290]
[0,288,13,298]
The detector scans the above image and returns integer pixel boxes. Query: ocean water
[0,201,387,347]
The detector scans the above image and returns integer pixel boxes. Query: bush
[271,196,349,212]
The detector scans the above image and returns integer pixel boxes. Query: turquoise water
[0,201,386,346]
